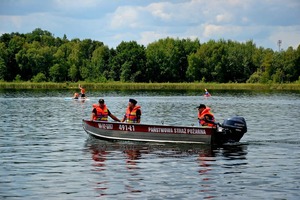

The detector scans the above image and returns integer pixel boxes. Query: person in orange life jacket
[197,104,216,127]
[79,84,86,98]
[91,99,121,122]
[121,99,141,123]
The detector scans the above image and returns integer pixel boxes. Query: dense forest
[0,28,299,83]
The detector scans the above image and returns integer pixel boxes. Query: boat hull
[82,120,215,144]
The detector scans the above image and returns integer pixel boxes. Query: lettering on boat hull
[98,123,113,130]
[148,127,173,133]
[148,126,206,134]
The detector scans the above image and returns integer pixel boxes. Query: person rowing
[204,89,211,97]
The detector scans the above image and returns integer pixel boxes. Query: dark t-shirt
[204,114,214,120]
[136,109,141,119]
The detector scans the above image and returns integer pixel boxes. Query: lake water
[0,89,299,199]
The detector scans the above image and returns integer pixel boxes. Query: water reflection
[91,148,107,169]
[221,144,248,159]
[85,137,249,166]
[84,137,249,197]
[124,148,142,167]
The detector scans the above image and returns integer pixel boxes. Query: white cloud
[139,31,168,46]
[0,0,299,50]
[216,13,233,23]
[110,6,140,29]
[147,2,172,20]
[203,24,243,38]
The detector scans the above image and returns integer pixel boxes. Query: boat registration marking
[119,124,135,131]
[98,123,113,130]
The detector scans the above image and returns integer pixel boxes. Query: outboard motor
[218,116,247,144]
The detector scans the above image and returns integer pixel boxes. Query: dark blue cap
[129,98,137,105]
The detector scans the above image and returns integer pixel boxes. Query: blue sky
[1,0,299,51]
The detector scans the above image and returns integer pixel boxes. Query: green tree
[52,43,72,82]
[111,41,146,82]
[25,28,53,44]
[88,45,110,81]
[6,35,25,81]
[146,37,199,82]
[15,41,55,80]
[187,40,223,82]
[248,48,274,83]
[281,47,298,82]
[78,39,104,81]
[67,40,82,81]
[49,64,68,82]
[186,46,206,82]
[225,40,254,83]
[32,72,47,82]
[295,44,300,81]
[1,28,299,83]
[146,38,173,82]
[0,42,8,80]
[176,38,200,82]
[69,64,78,81]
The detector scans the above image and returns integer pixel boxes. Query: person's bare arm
[109,113,121,122]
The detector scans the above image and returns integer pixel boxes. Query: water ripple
[0,90,299,199]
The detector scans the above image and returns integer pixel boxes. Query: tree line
[0,28,299,83]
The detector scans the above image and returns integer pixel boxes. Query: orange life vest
[198,107,215,127]
[125,105,141,123]
[80,88,85,94]
[93,104,108,121]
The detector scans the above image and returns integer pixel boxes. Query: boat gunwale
[82,119,214,144]
[82,119,214,130]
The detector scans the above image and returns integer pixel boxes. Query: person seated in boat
[204,89,211,97]
[79,84,86,98]
[121,98,141,123]
[73,92,79,99]
[197,104,215,127]
[91,99,121,122]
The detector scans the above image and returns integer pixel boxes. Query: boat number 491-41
[119,124,135,131]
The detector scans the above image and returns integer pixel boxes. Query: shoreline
[0,82,300,91]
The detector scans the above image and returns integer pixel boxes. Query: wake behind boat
[82,116,247,145]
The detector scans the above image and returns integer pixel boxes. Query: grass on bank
[0,81,300,91]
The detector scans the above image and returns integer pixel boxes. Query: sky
[0,0,300,51]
